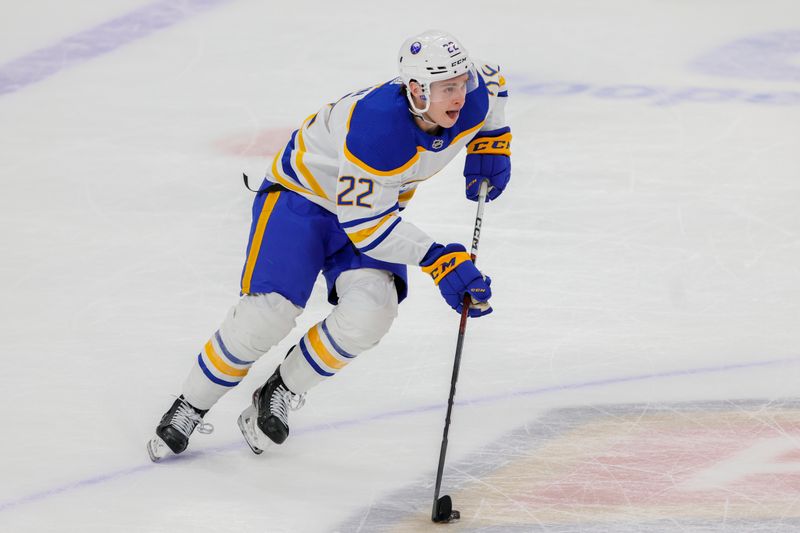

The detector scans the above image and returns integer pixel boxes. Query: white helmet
[398,29,479,114]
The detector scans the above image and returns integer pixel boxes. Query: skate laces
[170,400,214,436]
[269,385,305,427]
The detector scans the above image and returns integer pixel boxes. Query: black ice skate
[147,396,213,462]
[238,366,305,455]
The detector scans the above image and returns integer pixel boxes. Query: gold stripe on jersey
[270,151,313,197]
[344,103,423,176]
[241,191,281,294]
[452,121,485,145]
[346,213,398,244]
[344,142,423,177]
[398,187,417,203]
[344,103,486,177]
[295,114,330,200]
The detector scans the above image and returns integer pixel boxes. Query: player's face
[426,73,469,128]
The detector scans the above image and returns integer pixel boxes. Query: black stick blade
[432,495,460,523]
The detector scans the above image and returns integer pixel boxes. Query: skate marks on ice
[336,399,800,532]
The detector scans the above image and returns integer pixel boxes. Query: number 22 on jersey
[337,176,374,208]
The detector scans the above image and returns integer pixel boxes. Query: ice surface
[1,1,799,531]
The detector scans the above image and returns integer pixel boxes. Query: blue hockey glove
[420,243,492,317]
[464,127,512,202]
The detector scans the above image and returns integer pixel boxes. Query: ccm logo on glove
[421,251,470,284]
[467,132,511,155]
[420,243,493,317]
[464,127,512,202]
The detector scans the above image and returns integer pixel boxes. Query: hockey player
[147,29,511,461]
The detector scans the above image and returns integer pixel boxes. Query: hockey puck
[432,495,460,523]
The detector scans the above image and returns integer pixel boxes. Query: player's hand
[420,243,492,317]
[464,127,511,202]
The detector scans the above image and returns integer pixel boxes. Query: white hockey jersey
[266,61,509,266]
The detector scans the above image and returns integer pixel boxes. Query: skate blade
[237,405,272,455]
[147,435,170,462]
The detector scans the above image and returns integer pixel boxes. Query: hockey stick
[431,178,490,523]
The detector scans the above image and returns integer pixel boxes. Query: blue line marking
[0,0,234,96]
[1,355,797,513]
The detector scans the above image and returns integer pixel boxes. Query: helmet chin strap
[409,108,438,126]
[406,86,438,126]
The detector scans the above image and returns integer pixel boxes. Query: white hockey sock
[280,269,398,395]
[182,292,302,410]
